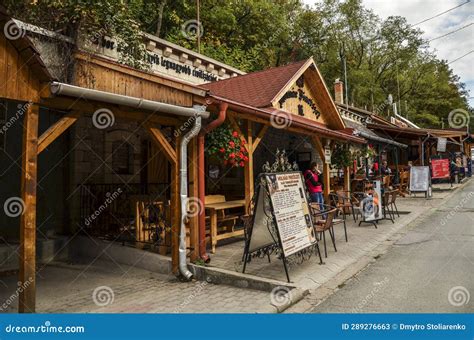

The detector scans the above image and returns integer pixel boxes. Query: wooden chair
[310,206,338,258]
[388,190,400,218]
[394,171,409,197]
[330,190,357,223]
[382,191,394,223]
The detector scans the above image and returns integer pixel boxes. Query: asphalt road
[313,180,474,313]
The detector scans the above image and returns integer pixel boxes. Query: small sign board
[436,137,447,152]
[410,166,431,194]
[324,146,331,164]
[431,159,450,179]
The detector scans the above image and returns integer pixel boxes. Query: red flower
[244,156,249,161]
[229,141,235,147]
[239,161,245,167]
[229,159,235,165]
[240,146,246,152]
[238,152,243,158]
[241,139,246,144]
[229,153,235,159]
[232,131,238,138]
[223,160,228,165]
[219,147,225,153]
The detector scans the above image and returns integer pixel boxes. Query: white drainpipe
[179,106,205,280]
[50,82,208,279]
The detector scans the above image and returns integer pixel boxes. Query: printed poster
[265,172,316,257]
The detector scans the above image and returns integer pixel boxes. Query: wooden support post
[37,111,80,154]
[19,104,39,313]
[171,135,181,275]
[188,138,199,262]
[312,136,330,203]
[344,166,351,192]
[252,125,268,151]
[244,121,254,213]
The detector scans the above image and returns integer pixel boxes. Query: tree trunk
[155,0,167,37]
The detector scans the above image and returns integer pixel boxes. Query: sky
[303,0,474,107]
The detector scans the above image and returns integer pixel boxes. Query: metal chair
[382,191,394,223]
[310,205,338,257]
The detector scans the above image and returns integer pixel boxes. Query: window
[112,141,133,174]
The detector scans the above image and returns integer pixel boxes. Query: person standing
[304,162,324,209]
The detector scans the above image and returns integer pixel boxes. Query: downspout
[198,102,228,262]
[179,106,206,280]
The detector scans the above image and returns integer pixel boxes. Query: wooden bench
[204,195,245,253]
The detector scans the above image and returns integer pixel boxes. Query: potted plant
[331,144,353,169]
[205,123,249,167]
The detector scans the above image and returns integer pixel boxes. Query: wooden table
[205,199,245,253]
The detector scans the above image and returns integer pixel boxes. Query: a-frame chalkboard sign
[242,172,323,283]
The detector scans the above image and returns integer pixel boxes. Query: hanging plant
[331,144,353,169]
[205,123,249,168]
[363,144,378,158]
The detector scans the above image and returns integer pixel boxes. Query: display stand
[358,180,383,228]
[242,172,322,283]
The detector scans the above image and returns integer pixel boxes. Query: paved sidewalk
[0,260,276,313]
[208,183,466,291]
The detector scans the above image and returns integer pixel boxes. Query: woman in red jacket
[304,162,324,209]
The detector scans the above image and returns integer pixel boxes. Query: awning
[343,118,407,148]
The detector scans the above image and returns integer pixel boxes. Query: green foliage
[331,144,353,169]
[205,123,248,168]
[4,0,470,126]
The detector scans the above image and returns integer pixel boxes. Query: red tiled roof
[200,59,309,108]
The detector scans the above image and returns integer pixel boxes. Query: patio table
[205,199,246,253]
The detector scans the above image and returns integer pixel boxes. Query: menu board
[265,172,316,257]
[431,159,450,179]
[437,137,447,152]
[410,166,430,192]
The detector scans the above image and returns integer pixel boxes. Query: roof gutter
[357,130,408,148]
[50,82,210,119]
[209,95,366,144]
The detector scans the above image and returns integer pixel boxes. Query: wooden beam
[146,125,177,165]
[19,104,39,313]
[40,97,180,126]
[244,121,254,213]
[312,136,330,202]
[171,135,181,275]
[253,125,268,151]
[228,114,247,145]
[344,166,351,192]
[37,111,80,154]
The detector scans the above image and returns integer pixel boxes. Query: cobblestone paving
[0,260,275,313]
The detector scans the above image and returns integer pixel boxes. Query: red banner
[431,159,450,179]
